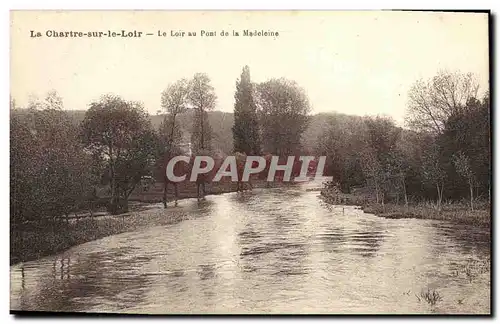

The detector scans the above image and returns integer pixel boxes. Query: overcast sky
[11,11,489,125]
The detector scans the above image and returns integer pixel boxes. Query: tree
[421,141,446,211]
[256,78,310,156]
[160,79,189,156]
[386,147,409,207]
[10,96,16,110]
[360,147,384,204]
[11,91,95,223]
[11,114,38,223]
[188,73,217,154]
[159,79,189,207]
[438,93,490,202]
[452,151,475,211]
[389,130,429,207]
[43,90,64,110]
[362,116,401,205]
[235,151,248,191]
[315,115,365,192]
[81,95,158,214]
[406,70,479,134]
[232,66,261,155]
[481,92,491,202]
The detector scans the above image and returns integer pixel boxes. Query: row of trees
[159,73,216,157]
[160,65,313,159]
[10,67,314,223]
[10,68,489,225]
[315,70,490,211]
[11,92,161,221]
[11,71,221,221]
[232,66,311,156]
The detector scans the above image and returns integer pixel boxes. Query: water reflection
[197,264,217,281]
[10,180,490,314]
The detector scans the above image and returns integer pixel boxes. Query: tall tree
[439,93,490,201]
[158,79,189,208]
[11,114,38,223]
[406,70,479,134]
[389,130,427,206]
[256,78,310,156]
[360,147,384,204]
[362,116,401,205]
[188,73,216,154]
[452,151,475,211]
[232,66,261,155]
[421,140,446,211]
[81,95,158,214]
[160,78,189,156]
[315,115,365,192]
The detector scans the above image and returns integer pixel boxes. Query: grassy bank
[10,207,184,266]
[10,179,296,265]
[320,189,490,228]
[129,178,291,203]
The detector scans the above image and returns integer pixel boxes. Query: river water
[10,179,490,314]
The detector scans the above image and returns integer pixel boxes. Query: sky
[10,11,489,125]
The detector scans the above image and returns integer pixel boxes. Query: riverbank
[320,188,490,228]
[10,180,296,266]
[129,178,293,203]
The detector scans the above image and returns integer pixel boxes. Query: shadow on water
[197,264,217,281]
[431,222,490,255]
[228,191,257,204]
[17,247,155,312]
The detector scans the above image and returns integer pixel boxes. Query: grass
[416,288,443,306]
[10,205,195,265]
[11,179,299,265]
[321,189,490,227]
[362,203,490,227]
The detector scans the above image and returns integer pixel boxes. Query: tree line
[10,68,489,225]
[10,67,312,223]
[315,70,490,211]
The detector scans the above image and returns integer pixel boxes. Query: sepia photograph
[9,10,491,315]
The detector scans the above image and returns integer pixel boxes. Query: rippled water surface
[10,180,490,314]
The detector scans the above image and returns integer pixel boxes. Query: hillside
[10,108,364,154]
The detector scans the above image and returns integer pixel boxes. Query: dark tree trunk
[163,180,168,208]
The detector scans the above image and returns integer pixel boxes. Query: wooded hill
[11,108,362,156]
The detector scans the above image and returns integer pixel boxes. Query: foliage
[10,69,491,226]
[406,70,479,134]
[160,78,189,156]
[188,73,216,154]
[416,288,443,306]
[10,91,95,224]
[81,95,159,214]
[315,115,365,192]
[232,66,261,155]
[314,70,489,209]
[256,78,311,156]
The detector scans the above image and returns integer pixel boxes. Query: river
[10,179,491,314]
